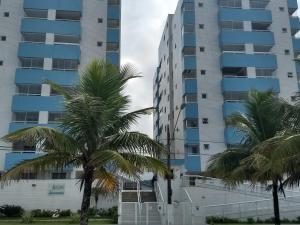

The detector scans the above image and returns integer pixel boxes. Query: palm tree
[0,60,167,225]
[207,90,294,225]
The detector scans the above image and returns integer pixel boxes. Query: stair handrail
[154,181,165,203]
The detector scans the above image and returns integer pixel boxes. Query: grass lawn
[0,219,115,225]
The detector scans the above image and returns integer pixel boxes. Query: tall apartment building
[154,0,300,174]
[0,0,120,210]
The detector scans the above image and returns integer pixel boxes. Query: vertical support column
[241,0,250,9]
[48,9,56,21]
[46,33,55,45]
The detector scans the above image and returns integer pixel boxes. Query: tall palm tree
[207,90,293,225]
[0,60,167,225]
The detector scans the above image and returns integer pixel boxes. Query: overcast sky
[121,0,300,137]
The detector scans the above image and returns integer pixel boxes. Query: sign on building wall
[48,183,65,195]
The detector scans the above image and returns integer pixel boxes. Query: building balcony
[182,11,195,25]
[184,128,199,144]
[21,18,81,37]
[106,52,120,66]
[185,155,201,172]
[18,43,80,60]
[296,61,300,73]
[107,5,120,20]
[223,102,246,118]
[288,0,298,15]
[220,53,277,69]
[184,79,197,94]
[185,103,198,118]
[290,17,300,35]
[5,152,42,171]
[9,123,59,133]
[219,8,272,23]
[24,0,82,12]
[183,33,196,47]
[219,30,274,46]
[107,29,120,43]
[12,96,64,112]
[183,56,197,70]
[225,127,245,145]
[293,38,300,55]
[222,78,280,93]
[15,68,78,86]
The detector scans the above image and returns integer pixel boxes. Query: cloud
[121,0,178,137]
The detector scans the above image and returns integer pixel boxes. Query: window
[186,145,200,155]
[52,172,67,179]
[199,24,204,29]
[49,112,65,123]
[17,85,41,96]
[198,2,203,7]
[219,0,242,8]
[199,47,205,52]
[1,36,6,41]
[185,119,198,128]
[202,93,207,99]
[204,144,210,150]
[98,18,103,23]
[13,141,36,152]
[4,12,9,17]
[288,72,293,78]
[0,61,3,66]
[279,7,285,12]
[14,112,39,123]
[220,21,243,30]
[285,49,290,55]
[282,28,287,33]
[21,58,43,68]
[202,118,208,124]
[21,172,37,180]
[185,94,197,103]
[97,41,103,47]
[53,59,78,70]
[201,70,206,75]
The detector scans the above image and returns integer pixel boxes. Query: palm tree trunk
[80,167,94,225]
[272,181,281,225]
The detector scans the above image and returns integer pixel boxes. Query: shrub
[206,216,239,224]
[247,217,255,224]
[21,212,34,224]
[88,208,97,217]
[111,207,118,224]
[60,209,71,217]
[0,205,24,217]
[31,209,53,217]
[69,213,80,224]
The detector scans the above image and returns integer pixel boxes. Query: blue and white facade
[154,0,300,174]
[0,0,120,210]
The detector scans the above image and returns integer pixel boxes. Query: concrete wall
[0,0,23,147]
[0,179,117,211]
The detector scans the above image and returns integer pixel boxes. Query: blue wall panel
[219,8,272,23]
[107,5,120,20]
[16,69,78,86]
[225,127,246,145]
[183,56,197,70]
[9,123,59,133]
[220,30,274,46]
[185,155,201,172]
[106,52,120,66]
[24,0,82,12]
[185,128,199,144]
[107,29,120,42]
[185,103,198,118]
[12,96,64,112]
[184,79,197,94]
[223,102,247,118]
[221,53,277,69]
[18,43,80,60]
[5,152,42,171]
[21,18,81,36]
[222,78,280,93]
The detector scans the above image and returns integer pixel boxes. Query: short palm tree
[207,90,295,225]
[0,60,167,225]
